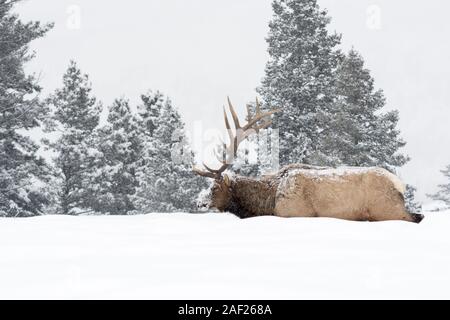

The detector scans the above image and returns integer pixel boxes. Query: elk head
[194,97,279,211]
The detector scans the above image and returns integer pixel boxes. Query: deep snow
[1,210,449,299]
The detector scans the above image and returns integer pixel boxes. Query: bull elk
[194,98,424,223]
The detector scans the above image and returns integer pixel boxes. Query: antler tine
[251,97,263,134]
[242,120,274,140]
[246,104,252,122]
[255,97,261,115]
[256,119,273,131]
[193,97,280,179]
[203,163,221,174]
[223,106,232,130]
[227,96,241,129]
[204,162,229,176]
[223,106,234,145]
[192,166,216,178]
[243,109,280,132]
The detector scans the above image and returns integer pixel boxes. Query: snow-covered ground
[1,210,450,299]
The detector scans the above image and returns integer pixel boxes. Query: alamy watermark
[66,5,82,30]
[366,4,382,30]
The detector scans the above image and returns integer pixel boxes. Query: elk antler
[193,97,280,179]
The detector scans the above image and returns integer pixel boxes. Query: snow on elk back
[193,98,424,224]
[281,166,406,195]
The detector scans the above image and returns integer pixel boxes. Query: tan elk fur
[206,164,424,223]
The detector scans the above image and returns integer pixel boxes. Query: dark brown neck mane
[225,175,279,218]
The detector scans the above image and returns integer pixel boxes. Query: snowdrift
[1,211,449,299]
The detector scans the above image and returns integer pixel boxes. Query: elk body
[194,98,424,224]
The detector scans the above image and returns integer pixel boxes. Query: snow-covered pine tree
[258,0,343,166]
[132,92,164,211]
[134,92,208,213]
[405,184,422,214]
[428,164,450,206]
[0,0,53,217]
[44,61,102,215]
[322,49,409,170]
[86,98,141,215]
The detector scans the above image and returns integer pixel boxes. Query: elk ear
[223,174,231,188]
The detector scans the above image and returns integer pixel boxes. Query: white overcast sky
[16,0,450,202]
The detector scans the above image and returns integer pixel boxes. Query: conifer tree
[44,61,101,214]
[405,184,422,214]
[258,1,411,182]
[0,0,53,216]
[321,49,409,170]
[258,0,343,166]
[134,92,207,213]
[86,98,141,214]
[428,165,450,206]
